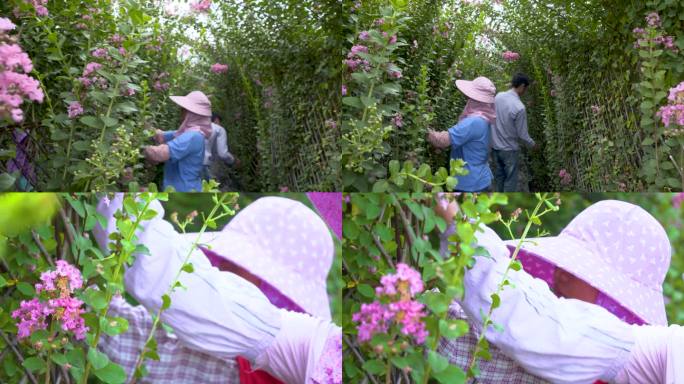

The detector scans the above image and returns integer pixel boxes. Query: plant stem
[129,194,233,382]
[80,198,154,384]
[465,195,550,381]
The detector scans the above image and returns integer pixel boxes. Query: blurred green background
[490,193,684,324]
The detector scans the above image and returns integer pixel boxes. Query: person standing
[145,91,212,192]
[203,113,238,181]
[492,73,535,192]
[427,77,497,192]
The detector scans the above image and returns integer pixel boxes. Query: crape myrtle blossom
[11,261,88,341]
[211,63,229,74]
[503,50,520,62]
[67,101,84,119]
[633,12,678,52]
[190,0,212,13]
[657,81,684,128]
[0,22,44,123]
[353,263,428,345]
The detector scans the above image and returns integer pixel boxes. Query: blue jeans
[492,149,520,192]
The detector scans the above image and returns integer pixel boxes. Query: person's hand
[154,129,165,144]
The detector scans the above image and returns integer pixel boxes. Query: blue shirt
[448,116,493,192]
[162,130,205,192]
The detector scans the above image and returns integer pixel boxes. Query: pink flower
[389,35,397,45]
[91,48,108,58]
[110,34,124,45]
[67,101,83,119]
[0,17,16,31]
[82,62,102,77]
[190,0,212,13]
[632,27,645,35]
[673,193,684,209]
[0,44,34,73]
[11,298,52,339]
[503,50,520,62]
[349,45,368,56]
[211,63,229,74]
[667,81,684,103]
[376,263,423,297]
[48,296,88,340]
[325,119,337,130]
[657,104,684,127]
[118,47,127,56]
[37,260,83,294]
[10,108,23,122]
[391,113,403,128]
[389,70,402,79]
[646,12,660,27]
[359,31,370,40]
[559,169,572,186]
[341,84,347,96]
[279,186,289,192]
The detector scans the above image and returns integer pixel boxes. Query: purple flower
[92,48,108,58]
[211,63,229,74]
[359,31,370,40]
[502,50,520,62]
[341,84,347,96]
[67,101,84,119]
[82,62,102,77]
[0,17,16,31]
[646,12,660,27]
[391,113,403,128]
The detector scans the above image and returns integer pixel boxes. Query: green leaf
[362,359,385,375]
[0,274,6,288]
[101,116,118,127]
[93,361,127,384]
[83,288,109,311]
[161,294,171,310]
[80,116,101,128]
[17,282,35,296]
[100,316,129,336]
[427,350,449,373]
[51,353,69,366]
[66,348,85,369]
[491,293,501,309]
[357,283,375,298]
[87,348,110,370]
[439,319,469,339]
[22,357,46,373]
[433,364,466,384]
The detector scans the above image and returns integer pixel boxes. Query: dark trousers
[492,149,520,192]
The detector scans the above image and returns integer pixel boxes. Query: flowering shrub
[0,1,341,191]
[343,192,512,383]
[502,51,520,62]
[0,192,248,384]
[0,17,43,124]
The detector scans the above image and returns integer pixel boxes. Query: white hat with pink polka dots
[505,200,671,326]
[182,197,335,320]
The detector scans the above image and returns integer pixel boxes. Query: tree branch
[0,330,39,384]
[343,334,380,384]
[31,230,54,267]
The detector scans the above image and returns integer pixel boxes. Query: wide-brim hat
[505,200,671,326]
[455,77,496,104]
[181,197,334,320]
[170,91,212,117]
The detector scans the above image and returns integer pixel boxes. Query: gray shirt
[205,123,235,166]
[492,89,535,151]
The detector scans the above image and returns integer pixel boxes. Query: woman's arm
[93,194,282,362]
[427,129,451,149]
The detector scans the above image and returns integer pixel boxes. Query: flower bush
[342,0,684,192]
[343,192,684,383]
[0,0,341,192]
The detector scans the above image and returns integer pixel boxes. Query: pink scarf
[459,99,496,124]
[174,111,212,139]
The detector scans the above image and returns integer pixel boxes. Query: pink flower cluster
[190,0,212,13]
[68,101,83,119]
[503,50,520,62]
[591,105,601,115]
[153,72,171,92]
[391,113,403,128]
[0,19,44,123]
[22,0,49,17]
[352,263,428,344]
[657,81,684,127]
[345,44,370,72]
[559,169,572,186]
[633,12,677,52]
[11,261,88,340]
[673,193,684,209]
[211,63,229,74]
[78,62,107,89]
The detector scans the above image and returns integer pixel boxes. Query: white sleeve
[215,126,235,165]
[456,224,635,384]
[94,194,281,362]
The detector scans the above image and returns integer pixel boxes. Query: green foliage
[0,1,341,192]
